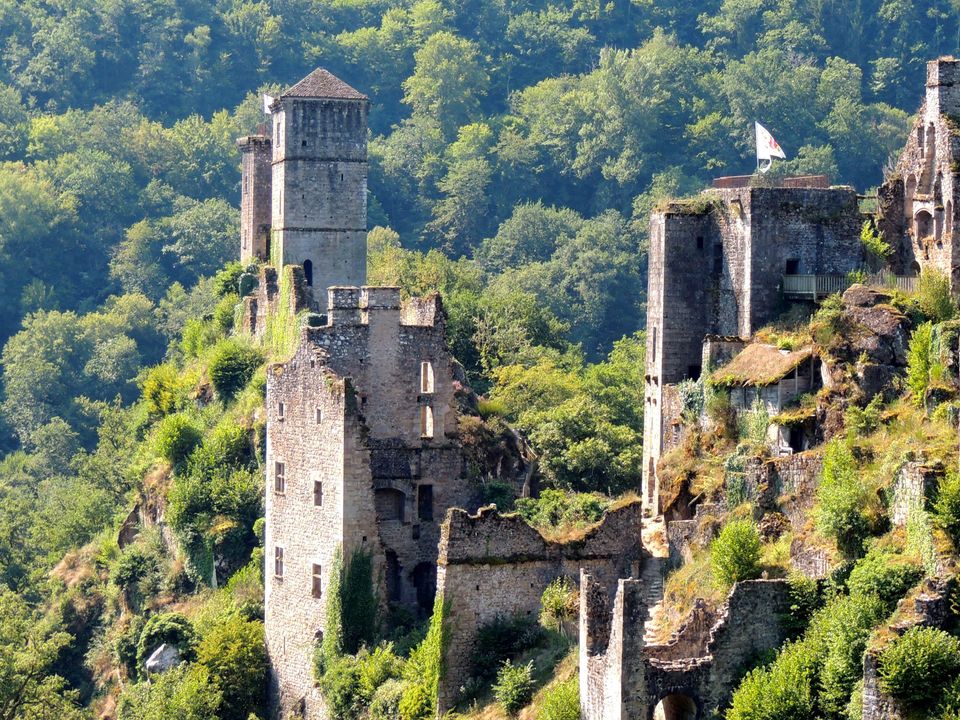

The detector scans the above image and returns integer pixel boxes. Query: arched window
[420,406,434,438]
[916,210,934,239]
[653,694,697,720]
[303,259,313,286]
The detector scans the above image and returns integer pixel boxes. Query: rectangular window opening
[274,547,284,578]
[420,361,435,393]
[278,401,285,419]
[274,462,286,494]
[420,405,434,438]
[311,563,322,598]
[418,484,434,522]
[313,480,323,507]
[315,407,322,424]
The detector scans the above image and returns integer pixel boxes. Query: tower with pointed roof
[268,68,369,310]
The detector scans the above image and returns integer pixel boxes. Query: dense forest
[2,0,960,718]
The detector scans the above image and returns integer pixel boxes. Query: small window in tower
[420,405,434,439]
[316,408,322,424]
[341,173,344,182]
[696,236,704,250]
[311,563,322,598]
[302,139,307,147]
[314,480,323,507]
[274,547,284,578]
[420,361,435,394]
[651,326,658,363]
[303,259,313,286]
[274,462,286,494]
[278,402,285,419]
[418,485,434,521]
[785,258,800,275]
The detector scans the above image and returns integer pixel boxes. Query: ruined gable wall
[239,135,272,263]
[435,503,644,713]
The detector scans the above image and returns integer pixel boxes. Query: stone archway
[653,693,698,720]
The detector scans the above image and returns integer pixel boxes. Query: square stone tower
[269,69,369,309]
[264,287,475,719]
[238,134,273,263]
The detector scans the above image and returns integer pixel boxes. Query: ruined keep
[238,68,369,311]
[264,285,478,717]
[641,183,862,515]
[878,58,960,288]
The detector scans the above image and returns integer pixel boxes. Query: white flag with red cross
[755,122,786,172]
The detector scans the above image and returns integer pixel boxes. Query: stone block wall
[580,576,791,720]
[239,135,273,263]
[435,502,645,713]
[271,96,369,310]
[891,460,943,527]
[241,265,313,338]
[265,286,477,719]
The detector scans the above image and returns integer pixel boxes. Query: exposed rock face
[145,643,181,674]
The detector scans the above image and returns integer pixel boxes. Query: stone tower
[238,133,273,263]
[269,69,369,310]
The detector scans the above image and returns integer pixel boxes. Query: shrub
[342,547,378,654]
[539,577,577,634]
[710,519,761,587]
[357,644,404,702]
[494,660,535,716]
[142,363,183,417]
[726,639,816,720]
[213,292,240,333]
[917,271,957,323]
[473,614,542,679]
[208,339,263,401]
[514,489,609,530]
[398,681,431,720]
[537,677,580,720]
[181,318,221,359]
[153,413,202,466]
[814,439,870,557]
[480,480,516,511]
[935,471,960,546]
[213,261,244,298]
[860,220,891,265]
[318,654,364,720]
[370,679,405,720]
[400,594,449,720]
[878,627,960,707]
[136,613,197,670]
[846,548,922,611]
[196,617,267,720]
[112,546,161,610]
[907,322,934,408]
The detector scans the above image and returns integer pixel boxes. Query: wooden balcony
[782,273,918,301]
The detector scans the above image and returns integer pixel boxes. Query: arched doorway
[653,694,698,720]
[303,259,314,286]
[916,210,933,239]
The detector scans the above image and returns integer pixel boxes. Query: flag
[755,122,786,162]
[263,94,274,114]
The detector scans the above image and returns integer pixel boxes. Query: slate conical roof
[279,68,367,101]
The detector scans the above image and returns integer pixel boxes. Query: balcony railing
[782,273,918,300]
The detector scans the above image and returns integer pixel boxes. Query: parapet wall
[435,503,644,713]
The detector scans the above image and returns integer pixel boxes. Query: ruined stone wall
[272,98,368,310]
[891,459,944,527]
[435,503,645,713]
[239,135,273,263]
[878,59,960,291]
[265,286,475,718]
[580,577,791,720]
[240,265,312,339]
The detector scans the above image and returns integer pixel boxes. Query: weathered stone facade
[264,286,477,719]
[878,58,960,289]
[239,68,369,312]
[434,503,645,714]
[580,573,791,720]
[239,134,273,263]
[642,184,863,514]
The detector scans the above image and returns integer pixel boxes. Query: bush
[494,660,535,716]
[153,413,202,466]
[710,519,761,587]
[514,489,609,530]
[370,679,405,720]
[342,547,378,655]
[814,439,870,557]
[318,654,364,720]
[357,644,404,702]
[917,271,957,323]
[846,548,922,611]
[213,292,240,333]
[540,577,576,634]
[136,613,197,670]
[181,318,221,359]
[400,595,449,720]
[907,322,934,408]
[537,677,580,720]
[112,545,161,610]
[726,639,816,720]
[208,339,263,401]
[196,617,267,720]
[935,471,960,546]
[142,363,183,417]
[473,615,542,679]
[213,261,244,298]
[878,626,960,707]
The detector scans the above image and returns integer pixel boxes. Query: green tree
[710,519,762,587]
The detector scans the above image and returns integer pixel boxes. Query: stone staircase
[640,517,669,642]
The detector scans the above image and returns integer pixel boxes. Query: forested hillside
[1,1,960,718]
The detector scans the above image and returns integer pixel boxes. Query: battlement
[315,286,444,329]
[237,134,271,149]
